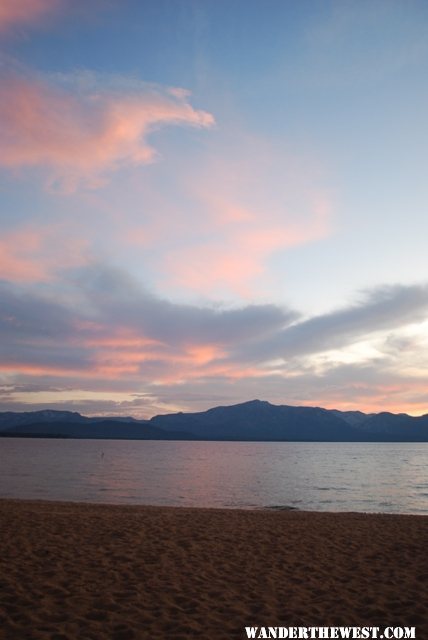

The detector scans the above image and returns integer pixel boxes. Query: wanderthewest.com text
[244,627,416,639]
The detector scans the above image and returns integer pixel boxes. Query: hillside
[1,401,428,441]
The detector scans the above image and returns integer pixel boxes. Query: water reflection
[0,439,427,514]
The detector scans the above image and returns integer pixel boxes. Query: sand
[0,500,427,640]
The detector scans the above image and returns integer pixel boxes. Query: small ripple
[313,486,350,491]
[264,505,299,511]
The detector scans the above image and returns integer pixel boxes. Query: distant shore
[0,500,427,639]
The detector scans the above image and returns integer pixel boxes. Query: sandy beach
[0,500,427,639]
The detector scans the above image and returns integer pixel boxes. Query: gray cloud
[0,282,75,339]
[237,284,428,362]
[144,358,428,415]
[71,263,296,345]
[0,264,296,381]
[2,269,428,416]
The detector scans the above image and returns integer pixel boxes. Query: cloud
[0,264,296,390]
[0,224,89,282]
[163,208,330,297]
[239,284,428,362]
[1,266,428,416]
[71,264,296,347]
[0,69,214,191]
[127,130,333,298]
[0,0,60,32]
[0,281,77,339]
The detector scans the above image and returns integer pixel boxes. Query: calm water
[1,438,427,514]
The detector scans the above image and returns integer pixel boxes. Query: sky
[1,0,428,418]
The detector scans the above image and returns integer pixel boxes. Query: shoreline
[1,496,427,516]
[1,499,427,639]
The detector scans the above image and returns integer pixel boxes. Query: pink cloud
[81,328,229,380]
[0,0,60,32]
[0,71,214,190]
[184,345,226,365]
[0,225,88,282]
[1,327,234,384]
[145,357,266,386]
[121,129,334,298]
[3,276,428,417]
[306,382,428,417]
[19,316,249,385]
[163,195,331,297]
[0,228,47,282]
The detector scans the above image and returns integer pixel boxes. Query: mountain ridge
[1,400,428,441]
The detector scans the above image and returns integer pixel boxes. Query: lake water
[1,438,427,514]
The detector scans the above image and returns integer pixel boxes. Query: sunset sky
[1,0,428,418]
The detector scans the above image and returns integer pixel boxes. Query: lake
[1,438,427,514]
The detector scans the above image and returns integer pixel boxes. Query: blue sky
[1,0,428,417]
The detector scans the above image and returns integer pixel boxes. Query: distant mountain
[330,409,373,426]
[0,410,190,440]
[1,400,428,441]
[0,410,85,430]
[150,400,352,441]
[0,409,147,430]
[150,400,428,442]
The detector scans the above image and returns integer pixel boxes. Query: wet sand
[0,499,427,639]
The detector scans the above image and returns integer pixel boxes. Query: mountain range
[1,400,428,442]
